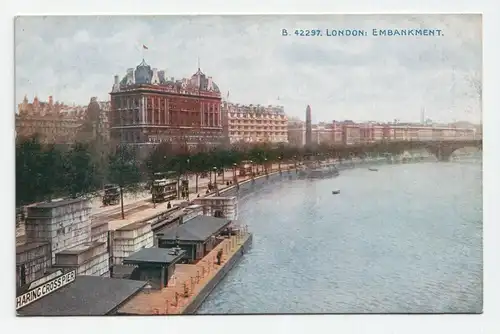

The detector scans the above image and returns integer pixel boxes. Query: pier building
[122,247,186,289]
[156,215,232,263]
[193,196,238,220]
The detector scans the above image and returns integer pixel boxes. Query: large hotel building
[223,102,288,144]
[109,59,223,147]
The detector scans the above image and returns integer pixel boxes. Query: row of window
[229,120,287,125]
[229,126,287,130]
[229,132,287,136]
[228,113,286,119]
[113,97,219,112]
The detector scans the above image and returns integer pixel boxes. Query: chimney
[48,96,53,106]
[157,70,165,83]
[114,75,119,85]
[151,68,159,84]
[126,68,134,84]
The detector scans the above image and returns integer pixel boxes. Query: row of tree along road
[17,134,425,209]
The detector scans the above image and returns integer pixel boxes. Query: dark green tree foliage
[107,145,142,189]
[16,136,45,206]
[107,145,142,219]
[38,143,66,200]
[16,136,99,206]
[63,143,98,198]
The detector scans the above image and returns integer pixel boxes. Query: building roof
[114,59,221,94]
[157,215,231,242]
[17,276,147,316]
[111,265,136,279]
[123,247,186,265]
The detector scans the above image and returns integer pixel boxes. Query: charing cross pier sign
[16,270,76,310]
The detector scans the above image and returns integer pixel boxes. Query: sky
[14,14,482,123]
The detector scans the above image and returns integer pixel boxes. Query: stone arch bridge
[324,139,482,162]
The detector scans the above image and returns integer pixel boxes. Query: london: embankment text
[372,29,443,37]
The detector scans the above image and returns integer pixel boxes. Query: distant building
[16,95,86,144]
[77,97,111,143]
[223,102,288,144]
[109,59,224,148]
[287,118,305,147]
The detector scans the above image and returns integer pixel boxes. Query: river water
[197,159,482,314]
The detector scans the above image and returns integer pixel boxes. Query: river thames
[197,159,482,314]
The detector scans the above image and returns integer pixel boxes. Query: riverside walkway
[117,227,252,315]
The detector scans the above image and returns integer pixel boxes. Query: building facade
[16,96,86,144]
[109,60,223,148]
[224,103,288,144]
[344,122,478,144]
[77,97,111,144]
[287,118,306,147]
[286,118,478,148]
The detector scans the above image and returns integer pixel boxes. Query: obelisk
[305,105,312,148]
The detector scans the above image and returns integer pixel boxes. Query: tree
[189,150,211,193]
[63,143,99,198]
[16,135,44,206]
[16,136,70,206]
[107,145,142,219]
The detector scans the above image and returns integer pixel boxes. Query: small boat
[332,190,340,195]
[368,168,378,172]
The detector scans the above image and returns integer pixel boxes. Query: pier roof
[156,216,231,242]
[17,276,147,316]
[123,247,186,266]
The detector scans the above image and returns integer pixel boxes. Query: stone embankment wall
[25,199,92,264]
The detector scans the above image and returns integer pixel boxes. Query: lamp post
[185,158,190,199]
[278,156,282,172]
[264,157,268,174]
[232,163,237,183]
[213,166,217,185]
[249,160,254,179]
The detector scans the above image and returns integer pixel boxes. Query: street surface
[90,165,285,219]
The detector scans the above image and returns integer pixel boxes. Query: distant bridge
[315,139,482,162]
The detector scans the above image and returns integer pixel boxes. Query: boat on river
[368,168,378,172]
[298,166,340,179]
[332,190,340,195]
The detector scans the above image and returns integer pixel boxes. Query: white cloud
[14,14,482,123]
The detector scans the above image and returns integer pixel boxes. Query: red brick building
[15,96,86,144]
[109,59,223,148]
